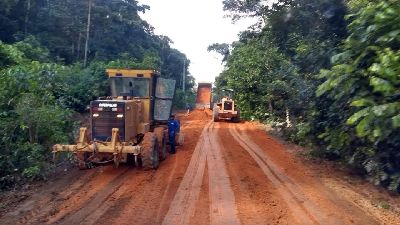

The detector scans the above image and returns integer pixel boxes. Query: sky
[138,0,258,83]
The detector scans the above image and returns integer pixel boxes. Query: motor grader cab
[212,89,240,122]
[53,69,182,169]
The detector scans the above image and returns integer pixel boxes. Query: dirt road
[1,109,399,225]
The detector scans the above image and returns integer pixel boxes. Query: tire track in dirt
[189,162,210,225]
[77,169,145,225]
[92,169,161,225]
[163,120,240,225]
[217,122,294,225]
[229,123,340,225]
[237,123,383,225]
[205,122,240,225]
[155,117,195,222]
[89,110,209,225]
[162,121,211,225]
[155,154,179,222]
[49,167,130,225]
[0,169,98,225]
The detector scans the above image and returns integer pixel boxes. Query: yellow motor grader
[213,89,240,123]
[53,69,183,170]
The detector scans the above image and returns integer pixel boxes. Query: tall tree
[83,0,92,67]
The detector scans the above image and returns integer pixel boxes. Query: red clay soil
[217,123,294,225]
[196,85,212,105]
[0,110,399,225]
[232,122,400,225]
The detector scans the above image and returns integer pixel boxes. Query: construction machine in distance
[53,69,183,170]
[195,82,212,109]
[213,89,240,123]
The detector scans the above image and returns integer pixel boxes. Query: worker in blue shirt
[168,114,180,154]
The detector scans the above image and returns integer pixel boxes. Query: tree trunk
[28,123,34,143]
[83,0,92,67]
[286,107,292,128]
[24,0,31,35]
[269,101,273,112]
[182,59,186,93]
[77,32,82,60]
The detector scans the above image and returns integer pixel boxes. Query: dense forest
[211,0,400,192]
[0,0,195,189]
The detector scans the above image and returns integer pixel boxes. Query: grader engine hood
[90,99,143,142]
[91,101,126,141]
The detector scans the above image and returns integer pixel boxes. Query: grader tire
[176,132,185,146]
[232,109,241,123]
[141,133,160,170]
[213,107,219,122]
[76,152,90,170]
[154,127,167,161]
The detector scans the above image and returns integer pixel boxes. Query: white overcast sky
[138,0,258,83]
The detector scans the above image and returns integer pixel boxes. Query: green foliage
[0,44,74,188]
[316,0,400,191]
[0,0,194,89]
[14,36,50,62]
[218,0,347,123]
[207,43,231,62]
[173,89,196,110]
[53,61,108,112]
[106,52,161,71]
[0,41,24,67]
[220,0,400,192]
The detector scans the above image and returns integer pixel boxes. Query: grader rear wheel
[154,127,167,161]
[231,109,241,123]
[213,107,219,122]
[140,133,160,170]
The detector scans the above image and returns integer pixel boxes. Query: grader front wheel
[140,133,160,170]
[75,152,90,170]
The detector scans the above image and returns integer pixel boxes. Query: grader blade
[53,127,142,168]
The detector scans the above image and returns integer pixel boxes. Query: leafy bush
[53,61,109,112]
[316,1,400,191]
[0,42,73,189]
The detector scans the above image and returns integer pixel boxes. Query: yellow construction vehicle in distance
[212,89,240,123]
[53,69,183,169]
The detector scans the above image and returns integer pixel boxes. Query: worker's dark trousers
[169,133,176,154]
